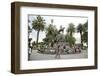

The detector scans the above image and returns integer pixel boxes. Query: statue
[55,26,66,59]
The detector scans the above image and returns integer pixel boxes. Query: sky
[28,15,88,43]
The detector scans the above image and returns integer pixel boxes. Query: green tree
[77,21,88,48]
[83,21,88,32]
[66,23,76,47]
[67,23,75,36]
[82,21,88,45]
[65,34,76,47]
[77,23,83,47]
[32,15,46,47]
[45,19,58,47]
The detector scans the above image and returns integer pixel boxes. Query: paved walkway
[29,50,88,61]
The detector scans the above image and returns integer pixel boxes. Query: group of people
[55,44,81,59]
[54,26,81,59]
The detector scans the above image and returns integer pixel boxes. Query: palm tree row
[30,15,88,49]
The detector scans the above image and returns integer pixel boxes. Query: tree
[77,21,88,48]
[83,21,88,32]
[77,23,83,48]
[28,25,32,47]
[65,34,76,47]
[45,19,58,47]
[82,21,88,45]
[67,23,75,36]
[32,15,46,47]
[28,19,33,53]
[28,19,32,38]
[66,23,76,47]
[82,32,88,44]
[46,25,58,47]
[28,26,32,35]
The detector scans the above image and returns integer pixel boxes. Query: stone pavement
[29,50,88,61]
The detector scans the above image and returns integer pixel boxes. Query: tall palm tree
[32,15,46,47]
[77,23,83,47]
[66,23,75,47]
[83,21,88,45]
[46,25,58,47]
[45,19,58,47]
[67,23,75,36]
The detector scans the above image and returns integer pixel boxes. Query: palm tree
[45,19,58,47]
[83,21,88,32]
[46,25,58,47]
[82,21,88,45]
[67,23,75,36]
[65,34,76,47]
[32,15,46,47]
[66,23,75,47]
[77,23,83,47]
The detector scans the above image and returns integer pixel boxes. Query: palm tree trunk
[36,30,40,47]
[70,32,72,37]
